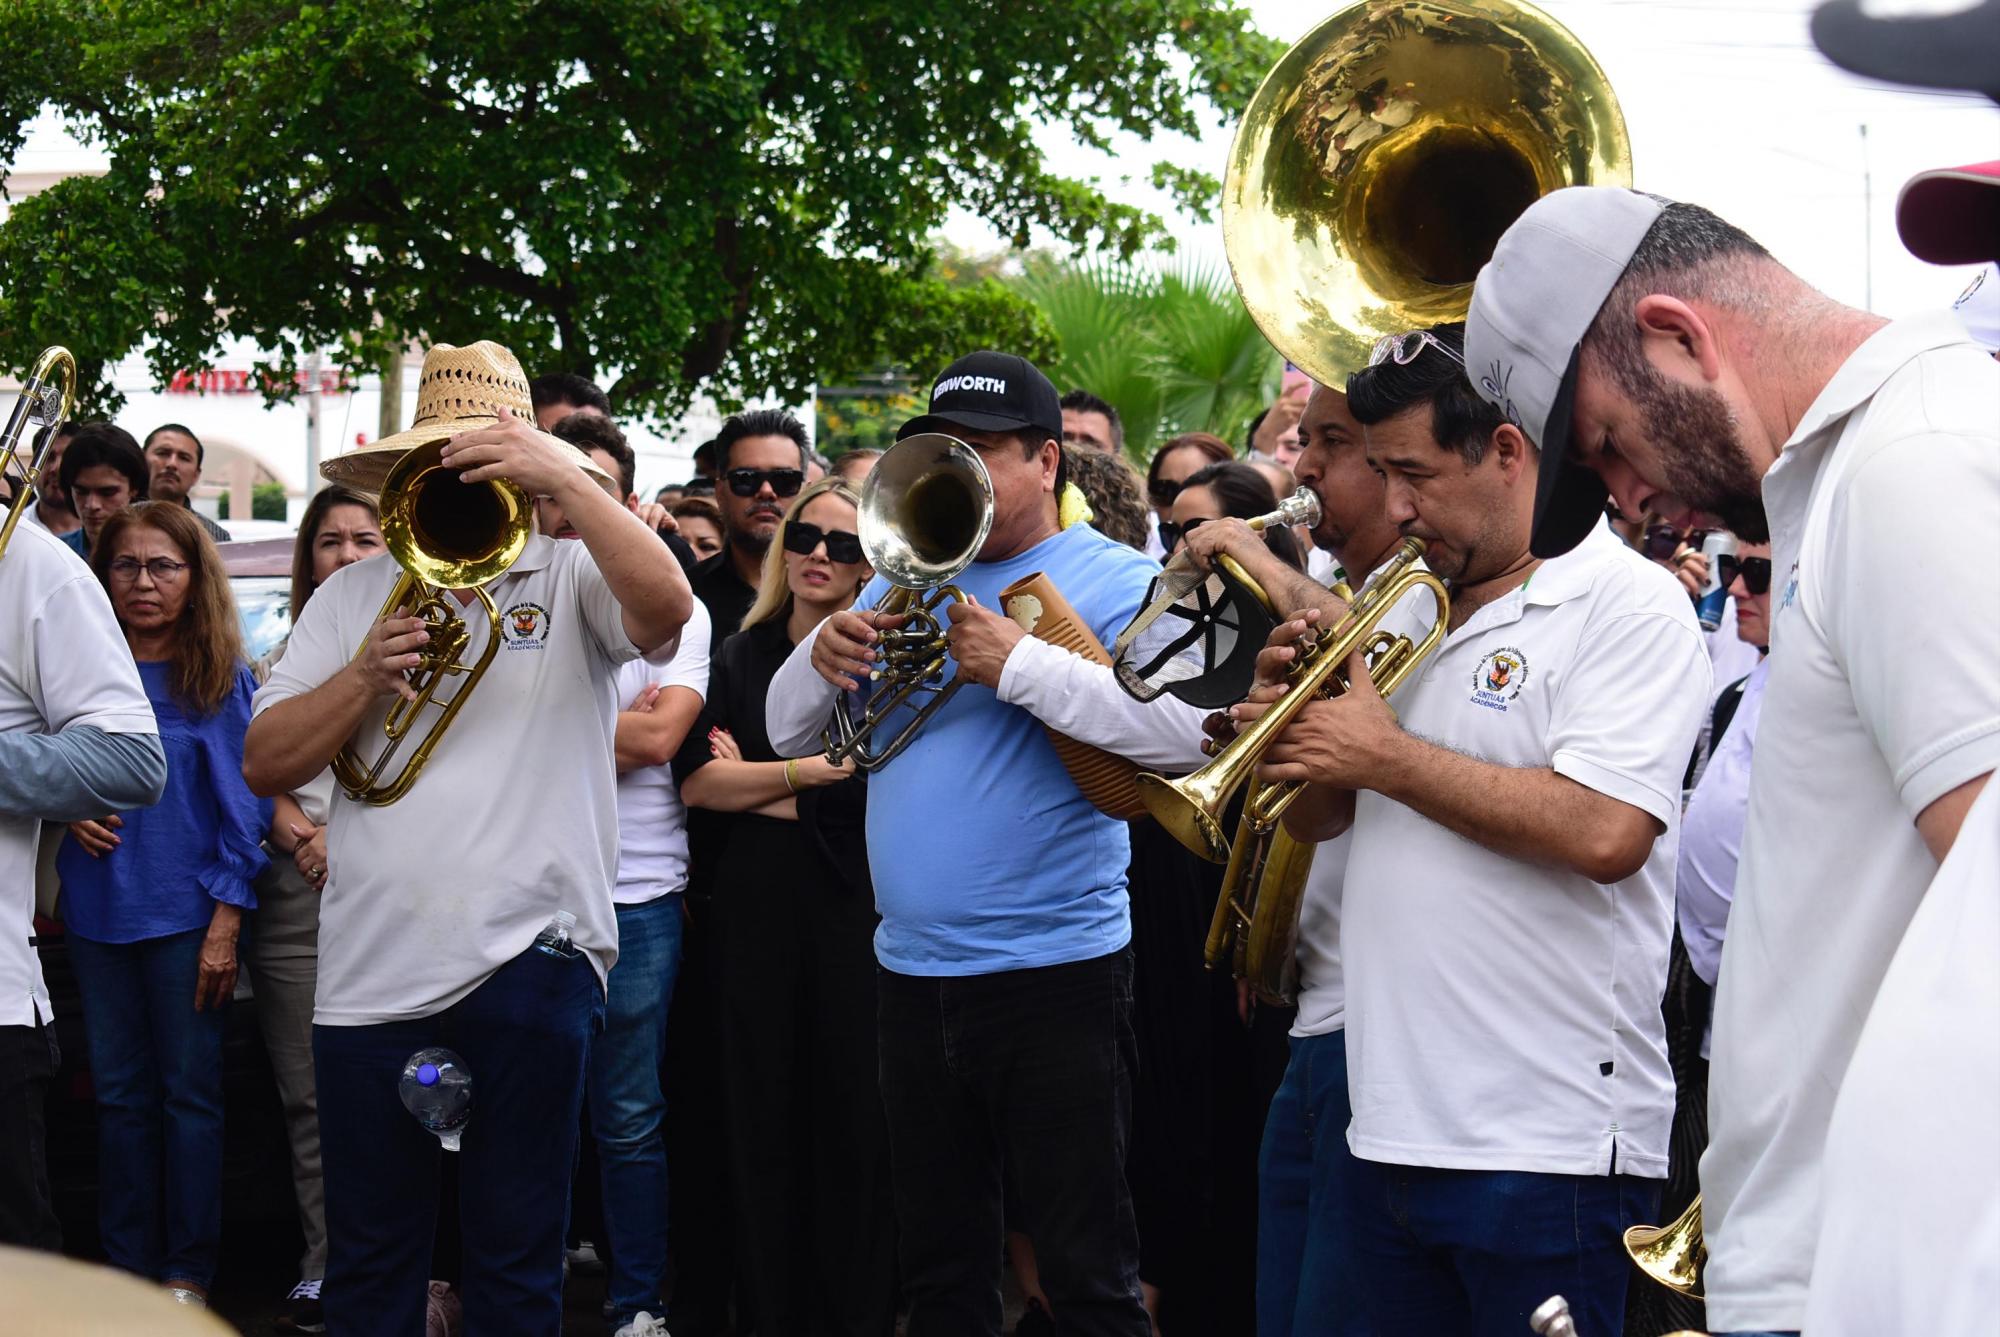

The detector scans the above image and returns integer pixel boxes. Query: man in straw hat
[1464,185,1997,1337]
[245,340,692,1337]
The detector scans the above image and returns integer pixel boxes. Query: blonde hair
[742,478,867,629]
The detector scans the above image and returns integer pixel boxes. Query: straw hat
[319,340,612,495]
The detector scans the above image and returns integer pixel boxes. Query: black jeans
[878,948,1148,1337]
[0,1019,60,1250]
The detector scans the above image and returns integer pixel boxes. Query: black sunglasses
[1718,554,1772,596]
[1642,523,1696,561]
[1149,477,1185,508]
[782,520,864,565]
[725,467,805,499]
[1157,516,1214,552]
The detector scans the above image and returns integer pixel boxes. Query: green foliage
[218,479,287,521]
[1014,255,1280,461]
[0,1,1280,422]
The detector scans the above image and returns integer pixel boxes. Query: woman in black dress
[674,477,894,1337]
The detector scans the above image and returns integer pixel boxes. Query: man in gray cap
[1466,188,1999,1337]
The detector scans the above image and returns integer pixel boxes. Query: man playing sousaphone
[765,351,1209,1335]
[243,340,691,1335]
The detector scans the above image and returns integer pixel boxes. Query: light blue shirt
[854,524,1160,976]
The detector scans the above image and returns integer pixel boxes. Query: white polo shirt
[1291,557,1439,1040]
[1701,312,2000,1332]
[1341,524,1708,1177]
[0,523,157,1026]
[1804,777,1998,1337]
[612,599,709,905]
[254,536,645,1026]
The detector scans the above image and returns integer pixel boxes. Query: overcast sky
[949,0,1999,319]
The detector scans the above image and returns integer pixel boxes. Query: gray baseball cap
[1466,187,1666,557]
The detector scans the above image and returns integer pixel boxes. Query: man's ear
[1491,422,1533,484]
[1634,294,1724,384]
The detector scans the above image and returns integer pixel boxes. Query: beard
[1630,372,1770,542]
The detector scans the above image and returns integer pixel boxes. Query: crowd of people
[0,5,1996,1336]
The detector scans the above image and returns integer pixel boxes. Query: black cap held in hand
[899,351,1062,442]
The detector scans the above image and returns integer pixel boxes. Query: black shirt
[688,550,759,653]
[671,617,870,898]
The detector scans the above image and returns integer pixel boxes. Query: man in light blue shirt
[767,351,1208,1337]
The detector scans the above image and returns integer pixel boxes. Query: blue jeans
[314,944,603,1337]
[1257,1030,1366,1337]
[1339,1158,1661,1337]
[587,895,683,1325]
[67,928,226,1288]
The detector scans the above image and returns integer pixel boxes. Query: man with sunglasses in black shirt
[687,410,811,652]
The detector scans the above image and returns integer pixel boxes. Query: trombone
[0,347,79,565]
[822,433,994,771]
[331,439,532,805]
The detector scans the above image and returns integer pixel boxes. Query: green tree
[1014,255,1280,461]
[0,1,1278,421]
[218,479,287,521]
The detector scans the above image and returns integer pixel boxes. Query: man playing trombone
[765,350,1209,1337]
[1243,325,1710,1335]
[244,342,691,1337]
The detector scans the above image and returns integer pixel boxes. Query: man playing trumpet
[765,350,1210,1336]
[1238,324,1710,1335]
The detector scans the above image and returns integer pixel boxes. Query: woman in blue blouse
[58,501,270,1308]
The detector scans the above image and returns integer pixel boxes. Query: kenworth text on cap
[897,350,1062,442]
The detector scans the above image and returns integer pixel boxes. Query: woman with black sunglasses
[1143,432,1233,556]
[672,477,895,1335]
[1161,460,1303,570]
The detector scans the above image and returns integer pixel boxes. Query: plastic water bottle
[534,910,581,959]
[399,1048,472,1151]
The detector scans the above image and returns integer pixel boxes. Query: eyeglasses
[1149,478,1185,508]
[107,557,190,583]
[1367,330,1466,369]
[1157,516,1214,552]
[1641,523,1688,561]
[724,467,805,499]
[1718,554,1772,596]
[782,520,865,565]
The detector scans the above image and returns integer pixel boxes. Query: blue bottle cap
[416,1063,440,1087]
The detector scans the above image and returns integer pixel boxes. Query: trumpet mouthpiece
[1249,487,1321,534]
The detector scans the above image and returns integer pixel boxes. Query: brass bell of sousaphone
[331,439,533,806]
[1222,0,1632,387]
[821,433,995,771]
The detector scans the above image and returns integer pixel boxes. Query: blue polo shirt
[855,523,1160,976]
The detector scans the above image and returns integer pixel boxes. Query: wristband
[784,758,801,793]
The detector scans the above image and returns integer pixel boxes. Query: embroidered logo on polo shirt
[501,601,551,649]
[1469,646,1528,711]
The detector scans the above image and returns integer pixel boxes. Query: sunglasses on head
[1718,554,1772,596]
[725,467,805,499]
[782,520,864,565]
[1156,516,1214,551]
[1367,330,1466,369]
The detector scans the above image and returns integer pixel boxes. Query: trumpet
[331,439,532,805]
[1135,537,1449,865]
[0,347,79,565]
[822,433,995,771]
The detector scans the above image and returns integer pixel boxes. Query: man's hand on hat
[1181,517,1264,573]
[441,407,590,498]
[944,598,1025,689]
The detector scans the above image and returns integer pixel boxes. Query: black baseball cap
[898,351,1062,442]
[1811,0,2000,102]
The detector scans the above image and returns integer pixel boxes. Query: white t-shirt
[1341,524,1709,1177]
[1701,313,2000,1332]
[253,536,645,1026]
[0,524,157,1026]
[612,600,709,905]
[1804,777,1998,1336]
[1290,555,1438,1040]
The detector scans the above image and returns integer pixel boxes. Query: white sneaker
[612,1311,671,1337]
